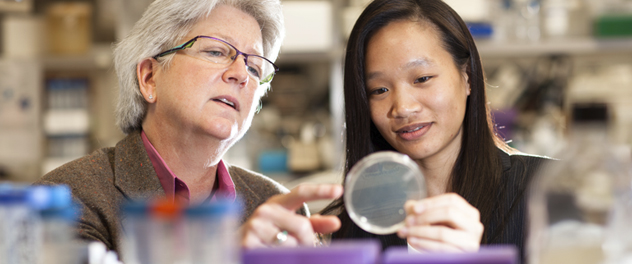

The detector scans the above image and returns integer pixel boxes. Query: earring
[148,94,153,100]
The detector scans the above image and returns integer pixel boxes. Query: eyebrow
[209,33,263,56]
[404,58,434,69]
[365,58,435,81]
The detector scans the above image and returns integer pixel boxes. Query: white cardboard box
[44,109,90,135]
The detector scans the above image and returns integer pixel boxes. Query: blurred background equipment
[46,2,92,55]
[527,103,632,264]
[42,78,90,174]
[0,0,629,215]
[0,183,121,264]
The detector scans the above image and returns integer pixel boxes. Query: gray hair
[113,0,284,134]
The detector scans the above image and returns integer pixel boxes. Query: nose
[222,54,250,86]
[390,86,422,118]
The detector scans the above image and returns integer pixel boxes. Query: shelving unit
[42,44,113,71]
[477,33,632,157]
[230,0,347,181]
[2,0,626,182]
[40,49,121,173]
[0,59,42,181]
[276,51,336,64]
[477,37,632,57]
[0,0,124,180]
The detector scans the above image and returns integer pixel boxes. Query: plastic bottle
[527,103,632,264]
[0,185,40,264]
[121,198,242,264]
[184,200,240,264]
[492,0,515,42]
[542,0,591,39]
[120,202,154,264]
[30,185,87,264]
[515,0,542,42]
[122,199,187,264]
[151,199,185,264]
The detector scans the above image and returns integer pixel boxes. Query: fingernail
[414,203,424,214]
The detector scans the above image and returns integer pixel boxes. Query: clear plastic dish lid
[344,151,427,235]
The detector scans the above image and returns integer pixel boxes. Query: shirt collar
[498,148,512,172]
[140,131,236,204]
[214,160,236,202]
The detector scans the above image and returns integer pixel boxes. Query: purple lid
[382,245,518,264]
[242,240,380,264]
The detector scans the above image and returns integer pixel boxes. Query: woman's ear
[461,66,471,96]
[137,58,158,103]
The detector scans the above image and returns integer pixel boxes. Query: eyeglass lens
[190,37,275,83]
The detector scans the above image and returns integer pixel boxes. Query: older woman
[37,0,342,254]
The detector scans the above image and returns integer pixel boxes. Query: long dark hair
[321,0,510,248]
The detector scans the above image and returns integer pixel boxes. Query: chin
[397,144,435,161]
[203,117,238,136]
[201,126,234,142]
[405,152,431,161]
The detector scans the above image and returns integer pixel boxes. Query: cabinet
[0,0,122,181]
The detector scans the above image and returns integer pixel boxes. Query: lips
[396,123,430,134]
[395,122,432,140]
[212,96,239,111]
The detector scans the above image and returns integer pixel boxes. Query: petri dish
[344,151,426,235]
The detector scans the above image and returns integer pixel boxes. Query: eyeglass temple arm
[153,39,197,59]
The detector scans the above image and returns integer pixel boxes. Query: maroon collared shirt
[141,131,236,204]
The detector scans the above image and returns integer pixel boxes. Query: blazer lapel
[113,131,165,201]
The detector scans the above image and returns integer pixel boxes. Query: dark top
[35,131,305,254]
[333,149,547,262]
[487,150,547,262]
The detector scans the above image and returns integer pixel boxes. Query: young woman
[322,0,547,261]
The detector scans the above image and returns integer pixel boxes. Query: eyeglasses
[153,36,279,85]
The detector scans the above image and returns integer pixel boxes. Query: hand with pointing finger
[240,183,344,248]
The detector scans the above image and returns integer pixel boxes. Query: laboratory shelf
[42,44,112,71]
[477,37,632,58]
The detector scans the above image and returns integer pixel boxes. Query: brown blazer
[36,131,301,254]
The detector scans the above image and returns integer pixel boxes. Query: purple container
[492,108,518,142]
[382,246,518,264]
[242,240,380,264]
